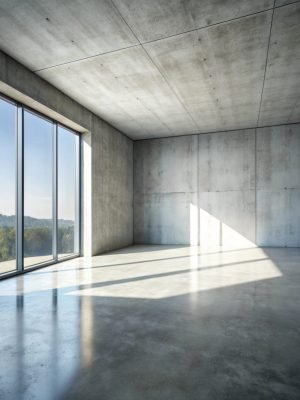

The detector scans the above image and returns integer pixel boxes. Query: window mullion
[75,136,80,254]
[16,105,24,272]
[53,123,58,261]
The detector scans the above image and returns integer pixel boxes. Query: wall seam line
[132,142,135,244]
[197,134,200,247]
[255,127,258,246]
[256,7,275,127]
[132,122,300,142]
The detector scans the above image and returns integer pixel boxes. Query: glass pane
[58,127,79,258]
[24,111,53,268]
[0,98,17,275]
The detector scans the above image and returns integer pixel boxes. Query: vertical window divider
[53,123,58,262]
[75,135,80,255]
[16,105,24,272]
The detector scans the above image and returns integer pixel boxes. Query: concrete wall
[134,135,198,244]
[198,129,256,249]
[257,125,300,246]
[92,116,133,254]
[0,50,133,256]
[134,124,300,248]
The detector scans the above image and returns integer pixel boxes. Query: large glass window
[24,111,54,268]
[58,126,80,258]
[0,95,80,278]
[0,98,17,275]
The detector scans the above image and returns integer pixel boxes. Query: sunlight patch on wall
[189,203,198,246]
[221,223,256,250]
[198,207,256,251]
[199,208,220,248]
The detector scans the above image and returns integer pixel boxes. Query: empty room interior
[0,1,300,399]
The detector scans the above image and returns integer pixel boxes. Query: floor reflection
[0,246,300,400]
[79,259,93,368]
[0,270,83,400]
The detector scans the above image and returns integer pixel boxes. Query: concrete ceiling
[0,0,299,139]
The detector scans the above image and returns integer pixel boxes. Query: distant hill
[0,214,74,228]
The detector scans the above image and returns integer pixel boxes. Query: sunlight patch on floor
[68,257,282,299]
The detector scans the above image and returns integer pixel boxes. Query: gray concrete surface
[113,0,273,42]
[0,51,91,133]
[134,136,198,194]
[198,190,256,248]
[275,0,300,8]
[92,116,133,255]
[256,125,300,191]
[259,3,300,126]
[256,125,300,246]
[1,1,298,139]
[0,50,134,257]
[134,136,197,244]
[1,245,300,400]
[256,189,300,247]
[0,0,138,70]
[134,192,198,245]
[134,125,300,247]
[145,12,272,134]
[37,46,199,140]
[198,129,255,192]
[197,130,256,247]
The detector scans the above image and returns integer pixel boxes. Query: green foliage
[0,225,75,262]
[24,227,52,256]
[0,214,73,228]
[58,226,74,254]
[0,227,16,262]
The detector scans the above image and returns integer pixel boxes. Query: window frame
[0,92,81,280]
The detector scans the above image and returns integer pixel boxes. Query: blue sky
[0,98,77,220]
[0,99,16,217]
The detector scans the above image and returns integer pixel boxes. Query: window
[58,126,80,258]
[0,95,80,278]
[0,98,17,275]
[24,111,54,268]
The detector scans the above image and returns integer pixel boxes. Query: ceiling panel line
[109,0,173,134]
[34,43,141,73]
[109,0,140,43]
[142,10,274,136]
[132,121,300,142]
[14,0,297,139]
[139,45,200,132]
[140,7,274,46]
[258,2,300,126]
[256,8,275,127]
[109,0,200,133]
[33,3,279,74]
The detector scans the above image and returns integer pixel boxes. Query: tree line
[0,226,75,262]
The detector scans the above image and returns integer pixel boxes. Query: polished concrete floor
[0,254,72,275]
[0,245,300,400]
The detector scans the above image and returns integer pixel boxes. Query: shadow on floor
[0,248,300,400]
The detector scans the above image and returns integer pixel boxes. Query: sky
[0,98,78,221]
